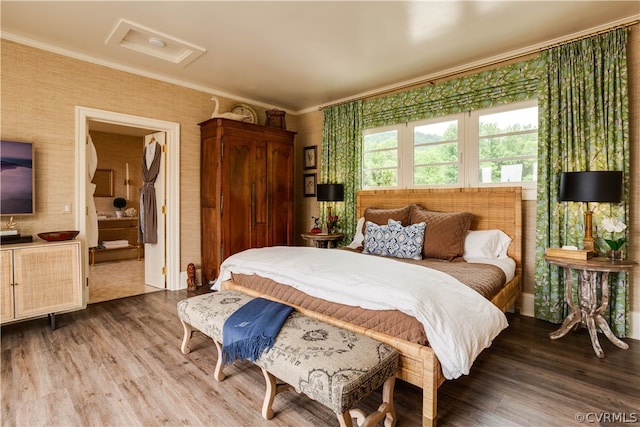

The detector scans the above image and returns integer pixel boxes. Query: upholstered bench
[177,291,399,427]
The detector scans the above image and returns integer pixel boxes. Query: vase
[607,249,623,260]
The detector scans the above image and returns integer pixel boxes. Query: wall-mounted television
[1,140,35,215]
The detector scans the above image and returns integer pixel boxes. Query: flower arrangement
[327,215,340,234]
[600,217,627,250]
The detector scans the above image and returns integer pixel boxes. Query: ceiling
[2,1,639,114]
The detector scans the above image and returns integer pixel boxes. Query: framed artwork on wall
[304,173,316,197]
[304,145,317,170]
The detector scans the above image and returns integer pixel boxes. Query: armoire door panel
[222,136,255,259]
[254,140,268,248]
[201,207,219,281]
[268,140,294,246]
[200,136,219,202]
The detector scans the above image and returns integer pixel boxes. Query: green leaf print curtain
[362,59,544,128]
[535,28,630,336]
[321,101,363,244]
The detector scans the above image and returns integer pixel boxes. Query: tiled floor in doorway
[88,258,162,304]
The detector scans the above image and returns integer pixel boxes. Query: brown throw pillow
[410,206,473,260]
[363,205,412,229]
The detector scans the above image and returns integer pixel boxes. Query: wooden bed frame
[223,187,523,426]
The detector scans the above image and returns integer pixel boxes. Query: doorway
[76,107,181,305]
[86,126,161,303]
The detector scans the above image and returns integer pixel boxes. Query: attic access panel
[106,19,206,66]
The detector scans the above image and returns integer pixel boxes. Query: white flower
[601,217,626,233]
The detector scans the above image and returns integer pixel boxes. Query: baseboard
[520,292,535,318]
[631,310,640,340]
[519,291,640,340]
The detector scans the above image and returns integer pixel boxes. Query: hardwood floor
[2,289,638,427]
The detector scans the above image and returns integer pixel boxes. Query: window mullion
[400,123,412,188]
[465,110,480,188]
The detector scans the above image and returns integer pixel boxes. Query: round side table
[301,232,344,248]
[543,254,637,358]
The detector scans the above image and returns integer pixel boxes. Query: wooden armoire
[199,118,296,284]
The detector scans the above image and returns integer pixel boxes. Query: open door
[143,132,166,289]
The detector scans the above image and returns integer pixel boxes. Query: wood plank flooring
[2,289,639,427]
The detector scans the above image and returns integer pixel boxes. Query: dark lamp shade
[559,171,622,203]
[316,183,344,202]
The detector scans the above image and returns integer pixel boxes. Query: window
[362,127,399,188]
[362,100,538,198]
[475,104,538,185]
[411,118,461,186]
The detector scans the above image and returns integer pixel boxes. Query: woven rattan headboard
[356,187,523,271]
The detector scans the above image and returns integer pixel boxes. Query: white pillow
[463,230,512,259]
[347,217,365,249]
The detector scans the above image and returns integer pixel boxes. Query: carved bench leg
[180,319,226,381]
[262,368,277,420]
[381,376,397,427]
[338,411,355,427]
[213,340,226,381]
[345,376,397,427]
[180,320,193,354]
[260,368,292,420]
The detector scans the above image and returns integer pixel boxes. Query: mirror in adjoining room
[93,169,114,197]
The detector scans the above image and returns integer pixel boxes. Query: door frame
[75,106,181,291]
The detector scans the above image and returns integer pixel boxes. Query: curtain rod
[318,20,639,111]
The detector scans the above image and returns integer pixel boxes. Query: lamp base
[583,210,596,256]
[583,235,596,255]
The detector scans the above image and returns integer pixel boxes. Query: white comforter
[213,246,508,379]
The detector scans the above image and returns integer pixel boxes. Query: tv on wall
[1,140,35,215]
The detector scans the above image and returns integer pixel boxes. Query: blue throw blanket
[222,298,294,365]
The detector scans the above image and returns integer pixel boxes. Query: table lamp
[316,183,344,234]
[559,171,622,254]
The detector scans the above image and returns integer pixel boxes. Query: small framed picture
[304,145,317,170]
[304,173,316,197]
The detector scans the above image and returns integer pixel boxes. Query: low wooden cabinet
[90,217,142,265]
[1,240,83,328]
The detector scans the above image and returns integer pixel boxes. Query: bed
[219,187,522,426]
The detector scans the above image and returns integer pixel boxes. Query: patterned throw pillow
[362,219,426,260]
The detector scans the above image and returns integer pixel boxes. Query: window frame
[465,100,538,195]
[361,99,538,200]
[406,112,466,189]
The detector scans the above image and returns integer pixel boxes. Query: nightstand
[301,232,344,249]
[543,254,637,358]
